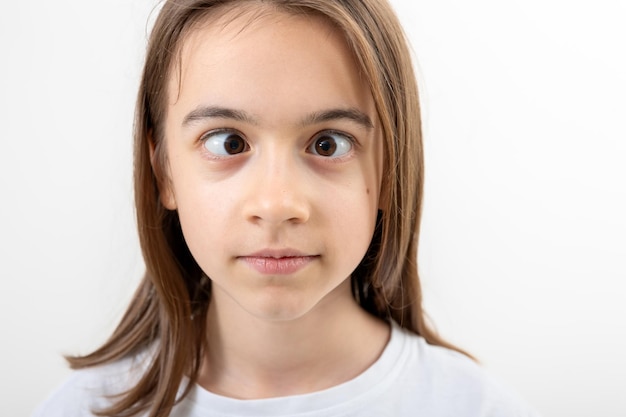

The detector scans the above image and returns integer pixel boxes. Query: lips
[238,249,318,275]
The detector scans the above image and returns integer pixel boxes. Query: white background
[1,0,624,416]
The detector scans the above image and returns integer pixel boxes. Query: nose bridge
[243,142,309,224]
[263,143,295,183]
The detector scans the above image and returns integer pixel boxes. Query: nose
[241,150,311,226]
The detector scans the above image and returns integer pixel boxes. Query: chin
[249,300,318,323]
[238,288,326,323]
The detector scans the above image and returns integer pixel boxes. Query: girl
[34,0,539,416]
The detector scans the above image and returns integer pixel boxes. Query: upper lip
[240,249,315,258]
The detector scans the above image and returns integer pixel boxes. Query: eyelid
[199,127,243,143]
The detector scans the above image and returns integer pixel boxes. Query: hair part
[66,1,472,416]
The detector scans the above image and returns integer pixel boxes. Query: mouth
[238,249,319,275]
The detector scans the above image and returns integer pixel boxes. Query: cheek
[177,196,217,252]
[358,151,383,212]
[172,176,232,261]
[353,133,384,212]
[323,168,379,251]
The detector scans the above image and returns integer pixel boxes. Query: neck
[198,279,389,399]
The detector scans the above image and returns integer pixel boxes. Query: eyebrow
[183,106,257,126]
[300,108,374,130]
[182,106,374,130]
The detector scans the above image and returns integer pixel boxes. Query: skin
[160,5,389,399]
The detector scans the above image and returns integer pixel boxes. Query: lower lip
[239,256,317,275]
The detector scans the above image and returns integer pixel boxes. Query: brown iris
[224,134,246,154]
[314,136,337,157]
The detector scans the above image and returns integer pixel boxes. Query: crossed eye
[202,129,353,158]
[308,131,352,157]
[203,131,248,155]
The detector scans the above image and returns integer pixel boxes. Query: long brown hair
[67,1,470,416]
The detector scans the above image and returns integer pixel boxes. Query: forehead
[174,4,346,74]
[166,4,374,120]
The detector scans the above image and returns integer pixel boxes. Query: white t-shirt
[33,322,540,416]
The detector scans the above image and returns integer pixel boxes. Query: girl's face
[161,7,383,321]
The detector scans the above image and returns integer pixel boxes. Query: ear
[149,131,177,210]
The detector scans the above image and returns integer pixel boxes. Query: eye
[308,131,353,158]
[202,130,248,156]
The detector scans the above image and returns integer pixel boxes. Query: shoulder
[389,323,541,417]
[32,352,151,417]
